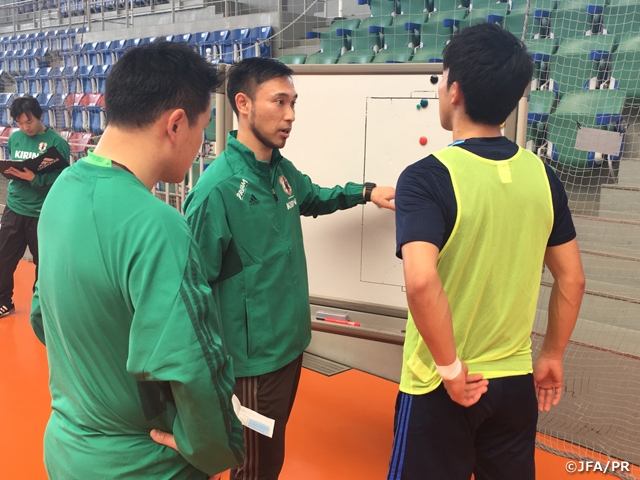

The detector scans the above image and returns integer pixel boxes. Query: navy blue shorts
[387,374,538,480]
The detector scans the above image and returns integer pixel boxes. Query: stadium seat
[278,54,307,64]
[216,28,249,64]
[62,66,79,94]
[548,35,617,97]
[383,14,425,52]
[49,67,64,95]
[239,26,272,60]
[83,42,101,66]
[358,0,400,17]
[15,50,28,76]
[305,51,339,64]
[26,33,37,50]
[551,0,608,39]
[372,48,414,63]
[199,30,229,60]
[65,93,86,132]
[506,0,557,40]
[464,1,510,27]
[0,70,12,92]
[36,67,52,94]
[26,69,40,95]
[400,0,429,15]
[78,65,96,94]
[526,89,556,151]
[338,51,375,63]
[3,51,15,75]
[69,132,93,159]
[347,17,393,54]
[9,37,19,51]
[603,0,640,37]
[15,74,27,95]
[94,65,111,94]
[114,38,140,61]
[176,33,192,43]
[98,41,115,64]
[36,93,55,128]
[84,93,106,135]
[612,34,640,105]
[35,33,47,49]
[411,16,456,63]
[45,31,59,51]
[140,37,157,46]
[0,52,5,71]
[0,93,14,127]
[18,34,29,50]
[527,37,559,89]
[542,90,626,169]
[0,126,10,159]
[306,19,361,60]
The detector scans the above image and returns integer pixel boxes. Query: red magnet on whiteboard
[419,136,428,146]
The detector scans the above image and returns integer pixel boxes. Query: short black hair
[226,57,293,116]
[105,41,223,129]
[442,22,534,126]
[10,96,42,121]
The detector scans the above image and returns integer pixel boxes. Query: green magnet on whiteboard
[416,104,421,109]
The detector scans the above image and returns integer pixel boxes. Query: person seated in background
[30,41,244,479]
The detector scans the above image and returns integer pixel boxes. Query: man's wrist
[363,182,376,202]
[436,357,462,380]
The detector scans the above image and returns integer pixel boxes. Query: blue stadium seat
[176,33,192,43]
[59,29,71,51]
[9,37,19,51]
[220,28,250,63]
[83,42,101,66]
[193,31,210,52]
[37,67,53,94]
[62,66,79,94]
[72,0,85,16]
[48,67,64,95]
[94,65,111,94]
[66,93,86,132]
[114,38,140,61]
[26,69,40,94]
[200,30,229,60]
[26,33,38,49]
[35,32,47,49]
[140,37,157,45]
[37,93,55,127]
[25,48,39,71]
[4,51,16,75]
[0,52,6,71]
[239,26,272,60]
[78,65,95,94]
[0,93,14,127]
[15,50,28,76]
[45,31,59,51]
[18,34,29,50]
[85,93,105,135]
[15,74,27,95]
[98,41,115,64]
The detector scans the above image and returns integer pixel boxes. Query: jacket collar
[226,130,283,177]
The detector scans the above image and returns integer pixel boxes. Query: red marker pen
[324,318,360,327]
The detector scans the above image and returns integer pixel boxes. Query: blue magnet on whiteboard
[420,98,429,108]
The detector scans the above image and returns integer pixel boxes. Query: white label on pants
[231,395,276,438]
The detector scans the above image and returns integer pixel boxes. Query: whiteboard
[277,67,451,309]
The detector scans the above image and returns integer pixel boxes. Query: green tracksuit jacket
[184,131,366,378]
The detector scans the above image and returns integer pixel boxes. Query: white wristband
[436,357,462,381]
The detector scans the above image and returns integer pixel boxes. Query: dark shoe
[0,303,15,318]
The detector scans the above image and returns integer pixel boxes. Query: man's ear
[166,109,187,140]
[450,81,464,107]
[235,92,251,116]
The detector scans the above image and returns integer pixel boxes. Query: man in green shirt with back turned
[0,96,69,318]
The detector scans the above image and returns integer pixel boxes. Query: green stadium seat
[279,54,307,64]
[338,51,375,63]
[372,47,415,63]
[411,18,454,62]
[526,89,557,151]
[359,0,400,17]
[305,51,339,64]
[400,0,429,15]
[603,0,640,38]
[551,0,608,39]
[543,90,626,169]
[307,19,361,58]
[465,1,510,28]
[548,35,617,97]
[527,37,559,89]
[506,0,557,40]
[430,7,468,34]
[611,34,640,105]
[383,14,426,50]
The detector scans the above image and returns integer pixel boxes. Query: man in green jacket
[30,41,244,479]
[183,57,395,480]
[0,96,69,318]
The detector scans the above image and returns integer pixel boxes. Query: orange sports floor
[0,260,628,479]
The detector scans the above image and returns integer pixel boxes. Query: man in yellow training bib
[388,23,585,480]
